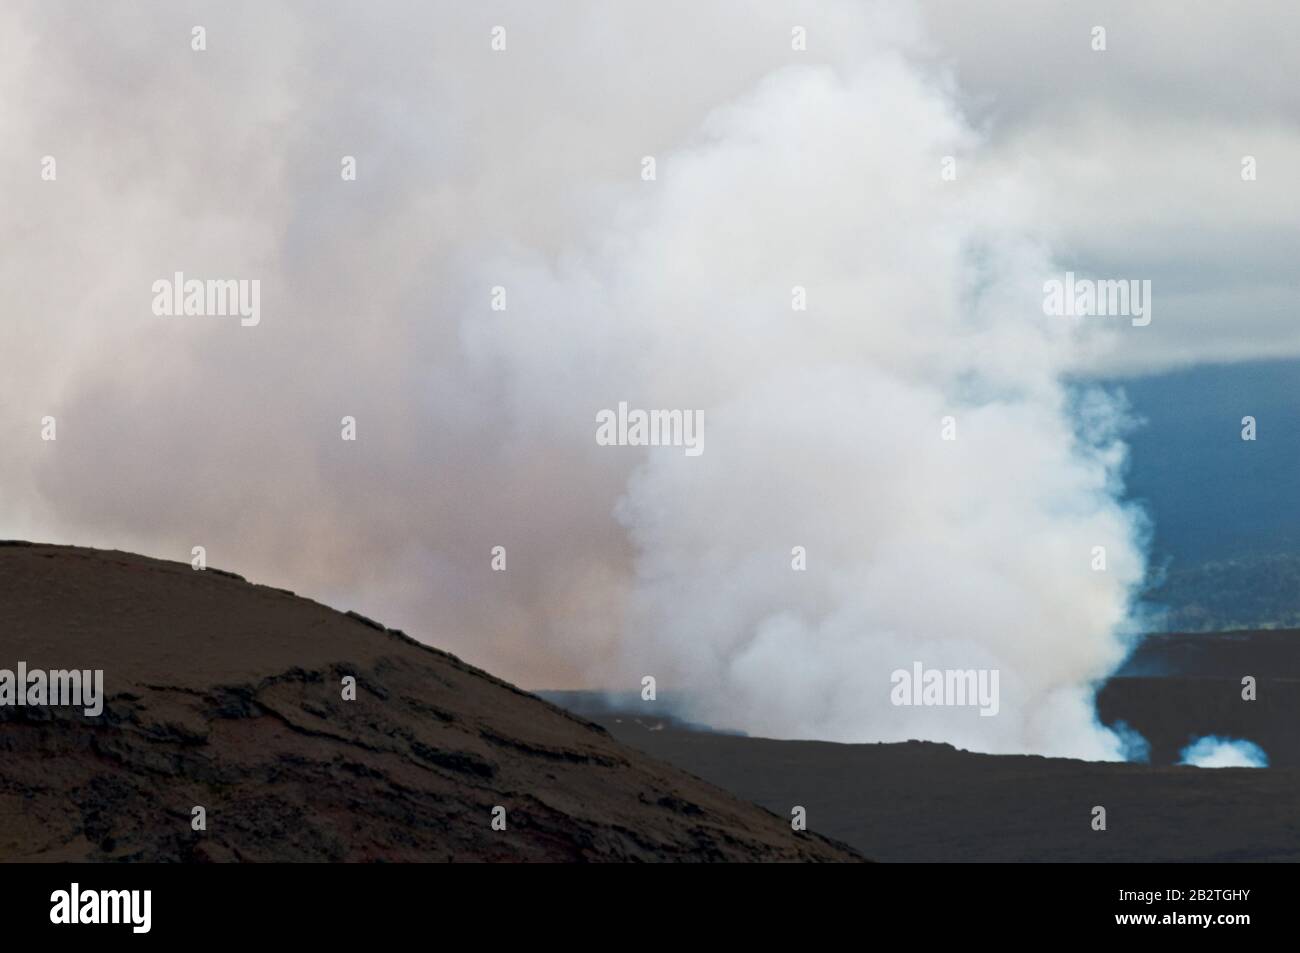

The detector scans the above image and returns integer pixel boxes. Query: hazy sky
[2,1,1294,755]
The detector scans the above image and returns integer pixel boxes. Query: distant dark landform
[1142,554,1300,632]
[1109,358,1300,631]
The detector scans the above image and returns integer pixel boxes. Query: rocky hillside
[0,542,859,862]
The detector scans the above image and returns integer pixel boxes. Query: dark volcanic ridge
[0,542,860,862]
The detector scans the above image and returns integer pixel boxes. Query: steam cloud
[1178,737,1269,769]
[2,1,1148,758]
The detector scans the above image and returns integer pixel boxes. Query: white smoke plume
[1179,737,1269,769]
[1,1,1148,758]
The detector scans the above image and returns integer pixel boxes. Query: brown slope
[0,542,859,862]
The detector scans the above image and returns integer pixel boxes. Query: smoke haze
[12,1,1293,758]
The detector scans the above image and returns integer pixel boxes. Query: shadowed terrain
[1102,629,1300,767]
[588,713,1300,862]
[0,542,860,862]
[547,629,1300,862]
